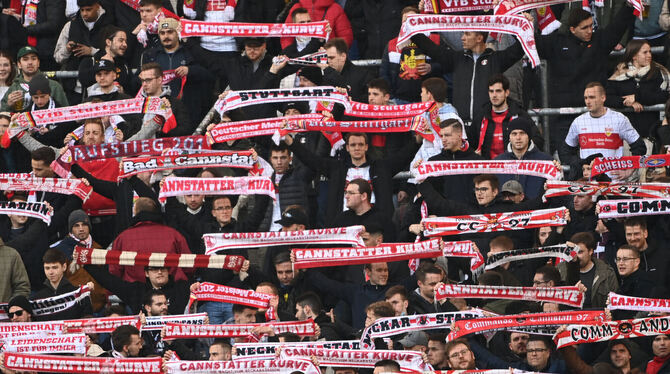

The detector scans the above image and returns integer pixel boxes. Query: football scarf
[118,150,254,179]
[591,154,670,178]
[279,347,432,372]
[0,177,92,202]
[143,313,208,331]
[485,244,576,270]
[207,114,322,144]
[543,181,670,202]
[0,200,52,225]
[607,292,670,313]
[423,0,493,13]
[158,176,276,203]
[2,353,162,374]
[413,160,561,181]
[214,86,350,115]
[436,284,584,307]
[554,316,670,349]
[598,198,670,219]
[2,334,87,354]
[187,282,272,310]
[163,319,316,340]
[164,359,320,374]
[179,20,329,39]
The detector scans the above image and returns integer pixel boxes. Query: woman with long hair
[607,39,670,137]
[0,51,17,102]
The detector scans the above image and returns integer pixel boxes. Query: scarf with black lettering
[436,284,584,307]
[598,198,670,219]
[485,245,576,270]
[544,181,670,202]
[554,316,670,349]
[214,86,350,115]
[0,200,52,224]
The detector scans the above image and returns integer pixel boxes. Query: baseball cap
[244,37,266,47]
[159,17,180,32]
[17,46,38,60]
[275,207,308,227]
[399,331,428,348]
[94,59,116,73]
[501,180,524,195]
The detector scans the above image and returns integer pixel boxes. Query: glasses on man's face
[615,257,637,263]
[139,76,159,84]
[8,310,24,318]
[533,279,549,286]
[474,187,490,192]
[344,191,360,196]
[449,349,470,359]
[527,348,548,354]
[213,206,233,211]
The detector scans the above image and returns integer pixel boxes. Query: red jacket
[110,212,192,283]
[280,0,353,49]
[78,158,118,216]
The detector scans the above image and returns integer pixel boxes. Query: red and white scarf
[163,319,316,340]
[436,284,584,307]
[0,177,92,202]
[274,51,328,67]
[543,181,670,202]
[3,353,162,374]
[554,316,670,349]
[279,116,430,138]
[447,310,607,341]
[207,114,322,145]
[597,198,670,219]
[204,225,365,254]
[158,176,276,203]
[180,20,329,38]
[188,282,272,310]
[494,0,574,16]
[398,14,540,67]
[485,244,576,270]
[214,86,350,115]
[535,6,561,34]
[2,334,87,354]
[22,284,91,318]
[360,310,487,349]
[607,292,670,313]
[0,321,65,339]
[143,313,207,331]
[74,247,246,272]
[64,315,141,334]
[442,240,486,275]
[345,101,436,118]
[165,359,320,374]
[279,347,432,372]
[591,154,670,178]
[0,200,52,225]
[119,150,254,179]
[232,341,361,360]
[292,239,443,269]
[413,160,561,181]
[423,207,568,237]
[3,98,174,144]
[423,0,493,13]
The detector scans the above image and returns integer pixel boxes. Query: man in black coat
[318,37,374,103]
[613,245,655,320]
[137,62,192,136]
[411,30,524,122]
[284,131,421,227]
[78,28,135,95]
[33,249,92,321]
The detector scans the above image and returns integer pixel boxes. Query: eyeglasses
[139,76,160,84]
[8,310,24,318]
[474,187,490,192]
[527,348,548,354]
[533,280,549,286]
[448,349,470,359]
[615,257,638,263]
[213,206,233,211]
[344,191,360,196]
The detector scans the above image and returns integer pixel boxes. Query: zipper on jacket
[469,56,477,120]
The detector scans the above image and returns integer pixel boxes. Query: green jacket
[558,257,618,308]
[0,72,69,112]
[0,237,30,303]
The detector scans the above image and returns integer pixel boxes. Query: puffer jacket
[280,0,353,48]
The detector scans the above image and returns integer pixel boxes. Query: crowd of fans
[1,0,670,372]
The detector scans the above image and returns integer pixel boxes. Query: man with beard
[622,217,670,295]
[295,292,340,341]
[427,334,450,370]
[561,339,637,374]
[79,28,134,94]
[445,339,477,370]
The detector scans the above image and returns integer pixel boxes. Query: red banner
[207,114,322,144]
[607,292,670,313]
[0,177,92,202]
[414,160,561,180]
[158,176,276,203]
[591,155,670,178]
[180,20,330,38]
[64,315,141,334]
[447,311,608,341]
[345,101,436,118]
[189,282,272,309]
[163,320,316,340]
[424,0,494,13]
[598,198,670,219]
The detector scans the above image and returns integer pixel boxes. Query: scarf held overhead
[118,150,254,179]
[2,334,87,354]
[279,347,432,372]
[292,239,443,270]
[424,0,493,13]
[143,313,207,331]
[188,282,272,310]
[74,247,245,272]
[447,310,608,341]
[207,114,323,144]
[0,200,52,225]
[436,284,584,307]
[0,177,92,202]
[485,244,576,270]
[204,225,364,254]
[607,292,670,313]
[413,160,561,181]
[598,198,670,219]
[232,341,362,360]
[554,316,670,349]
[591,155,670,178]
[543,181,670,202]
[214,86,350,115]
[164,359,321,374]
[423,207,568,237]
[2,353,162,374]
[180,20,330,38]
[158,176,276,203]
[163,319,316,340]
[397,14,540,67]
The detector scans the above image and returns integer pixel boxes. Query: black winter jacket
[322,60,374,103]
[33,277,92,321]
[22,0,66,64]
[411,33,524,121]
[535,5,635,107]
[289,137,420,226]
[78,49,135,95]
[259,166,314,231]
[427,146,482,206]
[345,0,415,59]
[0,217,49,291]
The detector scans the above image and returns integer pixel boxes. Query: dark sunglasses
[8,310,24,318]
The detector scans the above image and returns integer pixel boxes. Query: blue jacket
[494,141,553,199]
